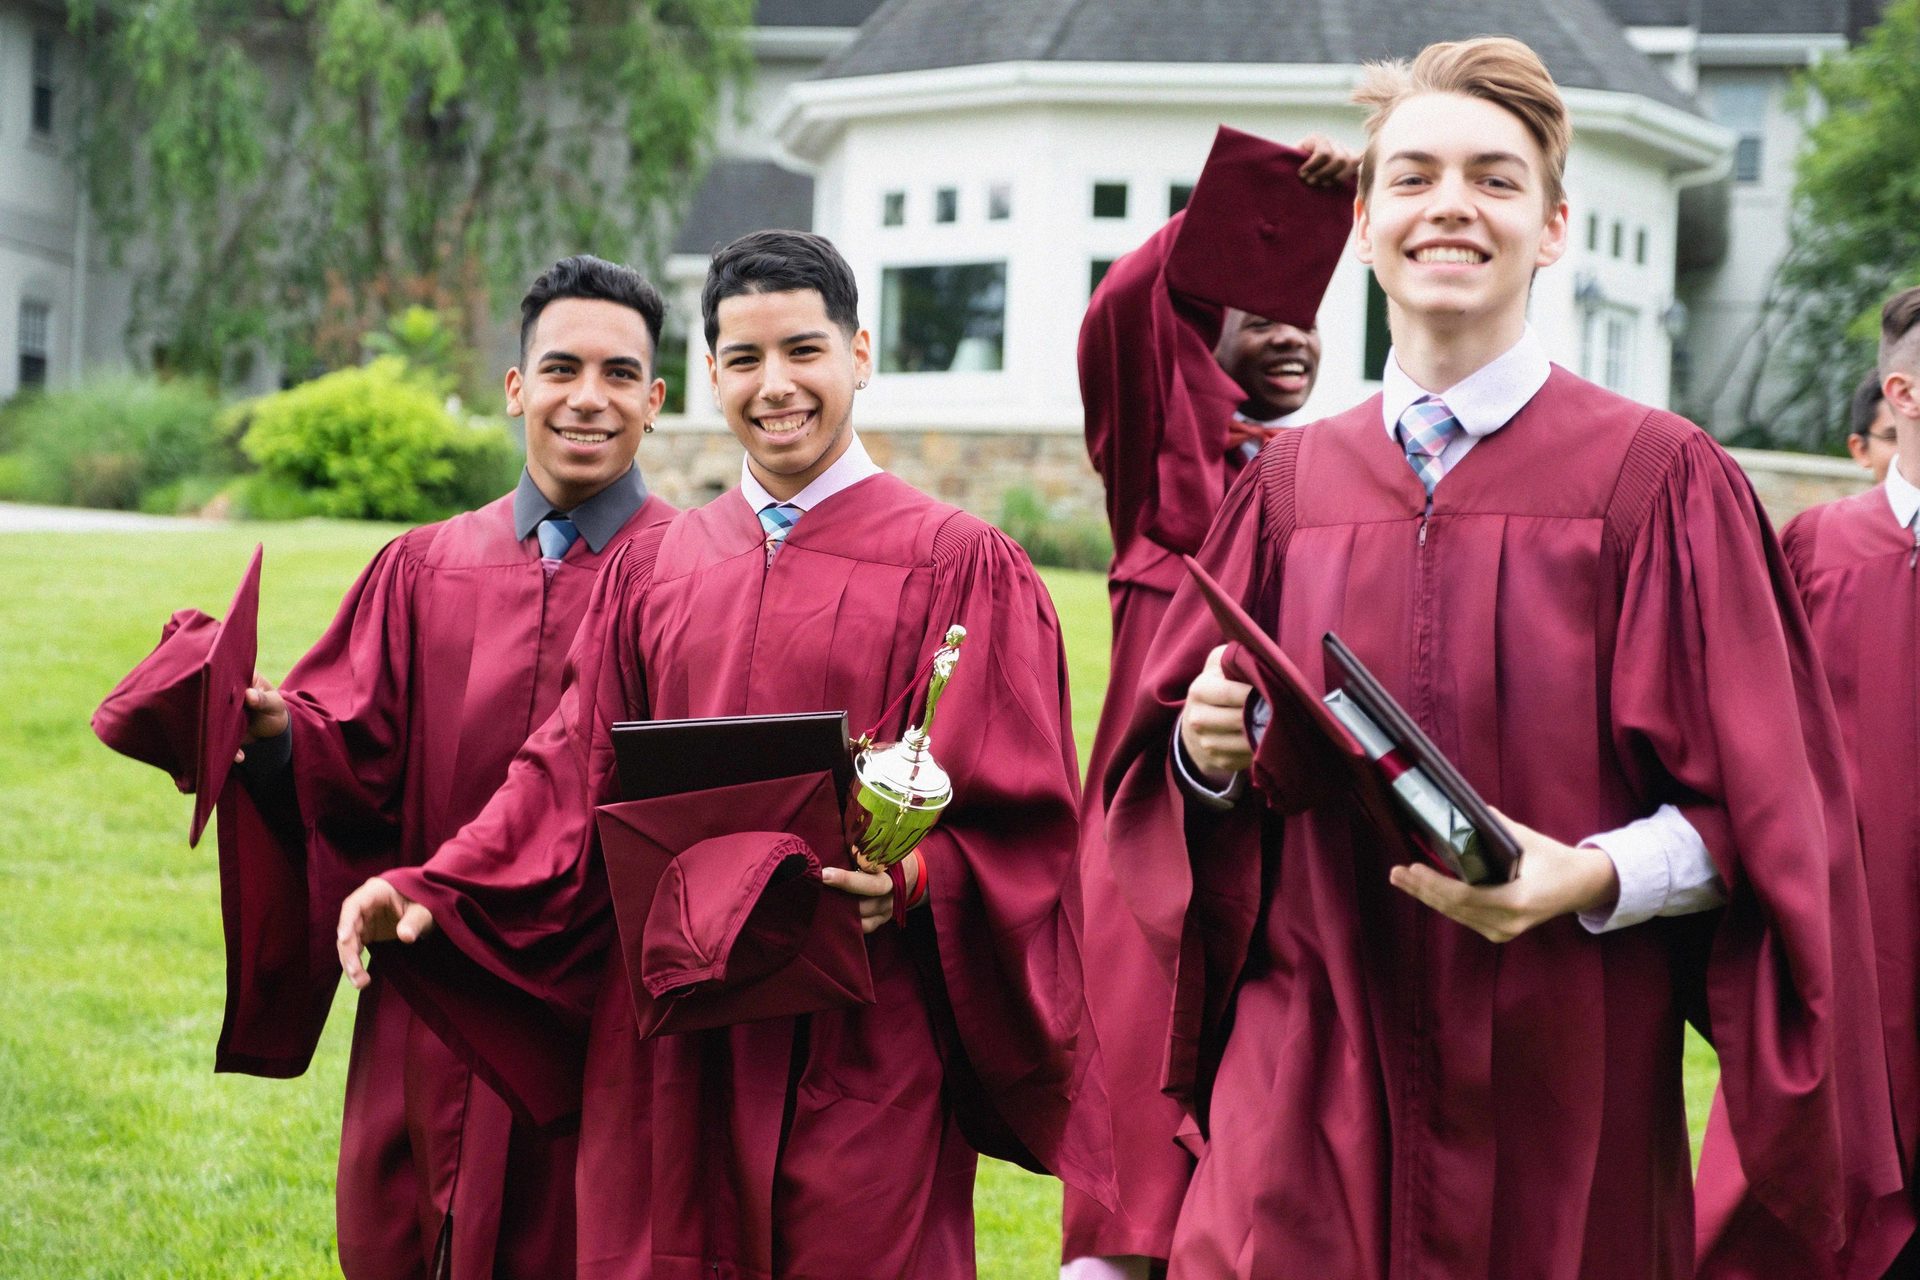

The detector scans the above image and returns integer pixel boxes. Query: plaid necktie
[537,514,580,561]
[1396,396,1461,496]
[758,502,800,564]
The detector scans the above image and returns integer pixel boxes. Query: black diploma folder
[1183,557,1520,884]
[609,711,854,803]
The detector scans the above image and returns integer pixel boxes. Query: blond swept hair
[1353,36,1571,212]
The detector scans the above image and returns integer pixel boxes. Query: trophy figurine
[845,625,967,871]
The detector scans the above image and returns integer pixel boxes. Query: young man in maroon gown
[1104,38,1898,1278]
[335,229,1110,1279]
[212,256,676,1278]
[1847,371,1899,486]
[1694,288,1920,1278]
[1066,130,1355,1280]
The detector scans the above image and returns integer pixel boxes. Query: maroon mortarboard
[594,769,875,1038]
[1165,125,1355,330]
[92,544,262,846]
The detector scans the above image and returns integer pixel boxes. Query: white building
[0,0,1886,447]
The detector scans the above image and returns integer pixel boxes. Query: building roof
[819,0,1696,111]
[1599,0,1852,35]
[671,159,815,258]
[756,0,886,27]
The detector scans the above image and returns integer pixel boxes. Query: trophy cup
[845,625,967,871]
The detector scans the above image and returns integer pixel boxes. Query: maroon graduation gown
[1070,209,1273,1261]
[1694,488,1920,1277]
[1103,368,1899,1279]
[214,489,673,1279]
[383,473,1111,1280]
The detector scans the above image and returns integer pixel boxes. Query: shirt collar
[739,432,881,514]
[1380,327,1551,442]
[1236,406,1314,429]
[512,464,650,553]
[1886,458,1920,531]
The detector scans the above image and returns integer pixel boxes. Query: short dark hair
[1880,285,1920,375]
[519,255,666,367]
[1850,372,1887,438]
[701,230,860,351]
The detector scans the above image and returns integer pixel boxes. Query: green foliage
[362,305,465,397]
[68,0,754,381]
[239,357,519,520]
[1734,0,1920,448]
[0,376,233,510]
[996,486,1115,573]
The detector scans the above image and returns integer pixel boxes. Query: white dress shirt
[739,431,882,518]
[1177,330,1725,934]
[1886,456,1920,533]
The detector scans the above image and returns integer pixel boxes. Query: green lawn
[0,521,1714,1277]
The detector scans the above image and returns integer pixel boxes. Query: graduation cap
[1165,125,1355,330]
[595,769,875,1038]
[92,544,262,847]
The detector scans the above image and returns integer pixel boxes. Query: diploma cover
[1184,556,1519,884]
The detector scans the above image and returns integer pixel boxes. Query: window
[1363,272,1390,382]
[934,187,958,224]
[1635,227,1648,266]
[18,300,51,390]
[31,32,56,137]
[1610,221,1624,259]
[1089,258,1115,295]
[879,263,1006,374]
[1586,214,1599,252]
[1581,305,1636,393]
[1708,83,1768,184]
[1168,183,1195,217]
[1092,182,1128,219]
[987,184,1011,221]
[882,191,906,227]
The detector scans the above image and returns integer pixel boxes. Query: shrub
[0,376,232,510]
[995,486,1114,573]
[240,358,519,522]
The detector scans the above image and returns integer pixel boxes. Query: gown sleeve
[1606,425,1900,1252]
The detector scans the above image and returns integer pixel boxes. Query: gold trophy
[845,625,967,871]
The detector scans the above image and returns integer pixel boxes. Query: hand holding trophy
[845,625,967,872]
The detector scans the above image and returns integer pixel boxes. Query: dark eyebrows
[716,329,833,358]
[536,349,648,371]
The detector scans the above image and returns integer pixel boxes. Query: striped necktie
[537,514,580,561]
[758,502,800,564]
[1396,396,1461,496]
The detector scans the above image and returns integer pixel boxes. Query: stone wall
[646,419,1874,535]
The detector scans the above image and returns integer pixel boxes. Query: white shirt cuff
[1172,713,1247,810]
[1576,803,1726,934]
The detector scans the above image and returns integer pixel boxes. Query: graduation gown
[1694,488,1920,1277]
[1070,208,1270,1262]
[383,473,1111,1280]
[214,488,673,1279]
[1102,369,1899,1279]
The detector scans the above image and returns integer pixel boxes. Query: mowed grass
[0,521,1715,1278]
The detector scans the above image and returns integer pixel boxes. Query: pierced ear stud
[856,380,869,390]
[643,420,656,434]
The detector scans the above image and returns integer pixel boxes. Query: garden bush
[239,358,520,522]
[996,486,1114,573]
[0,376,233,510]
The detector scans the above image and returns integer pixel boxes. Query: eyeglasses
[1867,429,1899,445]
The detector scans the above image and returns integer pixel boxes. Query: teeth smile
[557,429,610,443]
[1414,246,1487,264]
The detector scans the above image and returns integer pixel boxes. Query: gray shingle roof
[671,160,815,257]
[1598,0,1851,34]
[818,0,1696,113]
[756,0,887,27]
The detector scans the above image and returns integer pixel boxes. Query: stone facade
[643,419,1873,534]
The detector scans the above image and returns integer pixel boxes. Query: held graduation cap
[1163,125,1356,331]
[92,544,262,846]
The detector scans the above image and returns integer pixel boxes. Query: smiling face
[1214,310,1322,420]
[708,288,873,501]
[1356,91,1568,359]
[508,296,664,511]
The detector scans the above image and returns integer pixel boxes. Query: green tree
[1734,0,1920,449]
[67,0,752,382]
